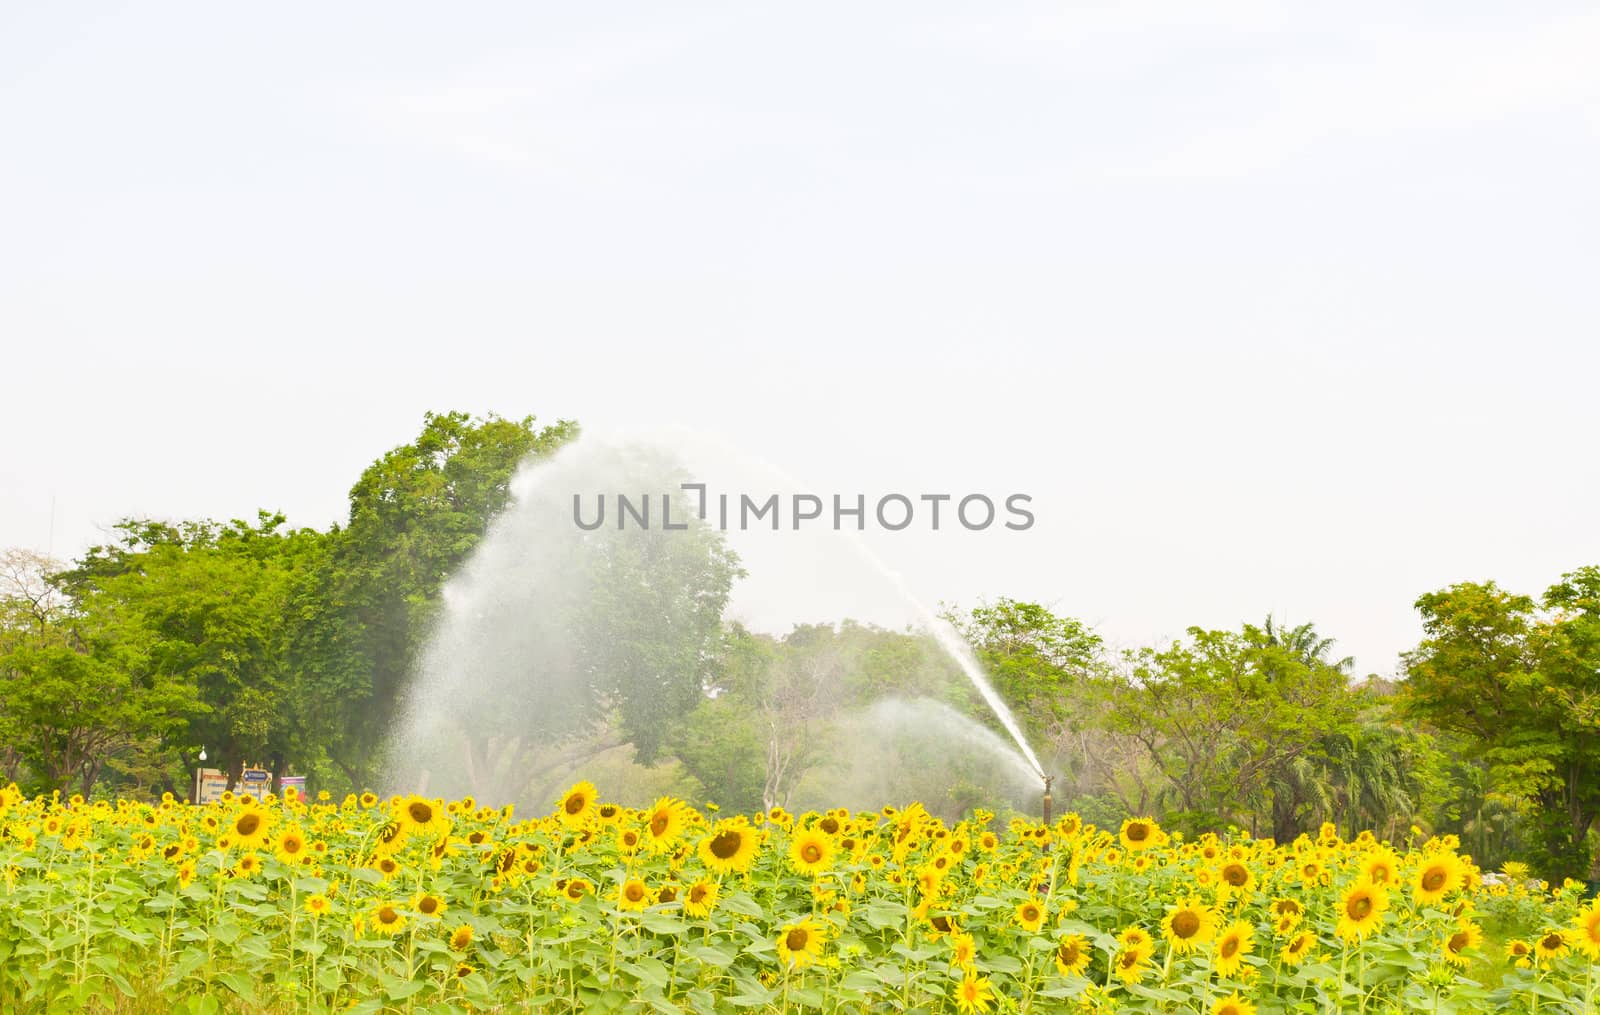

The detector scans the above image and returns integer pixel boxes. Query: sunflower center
[236,814,260,836]
[378,906,398,924]
[420,896,439,914]
[709,830,741,859]
[1023,905,1040,922]
[1448,931,1468,952]
[819,817,839,835]
[1059,942,1080,963]
[1543,934,1564,950]
[651,813,670,836]
[1223,865,1248,886]
[564,795,586,815]
[1421,869,1446,891]
[1349,896,1372,919]
[1220,937,1239,958]
[802,843,822,863]
[1172,911,1200,938]
[690,884,709,903]
[283,837,302,853]
[625,884,645,901]
[1126,824,1149,842]
[409,802,433,823]
[786,928,809,952]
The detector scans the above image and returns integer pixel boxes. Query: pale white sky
[2,2,1596,676]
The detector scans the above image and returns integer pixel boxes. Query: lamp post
[193,747,208,805]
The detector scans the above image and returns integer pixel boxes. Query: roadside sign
[239,768,271,796]
[195,769,227,805]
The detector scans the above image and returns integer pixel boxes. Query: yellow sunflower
[948,931,977,970]
[395,796,450,839]
[1213,921,1254,978]
[556,782,597,829]
[1280,930,1318,966]
[617,827,643,856]
[228,805,273,850]
[1161,897,1217,955]
[776,917,826,970]
[788,828,836,877]
[953,971,995,1014]
[274,825,308,866]
[561,877,592,903]
[684,879,718,918]
[1336,879,1388,943]
[1218,860,1255,896]
[1015,899,1046,933]
[1119,817,1159,852]
[642,797,689,853]
[371,819,407,857]
[1112,940,1153,984]
[1055,934,1092,977]
[1361,847,1400,887]
[449,924,474,951]
[1211,992,1257,1015]
[413,892,447,919]
[1413,853,1463,906]
[1270,898,1303,926]
[1505,939,1533,968]
[617,878,651,912]
[1534,929,1571,962]
[1442,920,1482,968]
[370,902,407,936]
[304,893,330,918]
[1572,899,1600,960]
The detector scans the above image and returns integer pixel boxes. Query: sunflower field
[0,781,1597,1014]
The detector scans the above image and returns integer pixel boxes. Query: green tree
[56,513,325,791]
[294,411,577,788]
[1106,623,1358,835]
[0,550,198,795]
[1404,570,1600,880]
[947,598,1104,743]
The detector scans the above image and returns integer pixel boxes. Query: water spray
[1042,774,1053,827]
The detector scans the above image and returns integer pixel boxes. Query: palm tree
[1261,616,1354,674]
